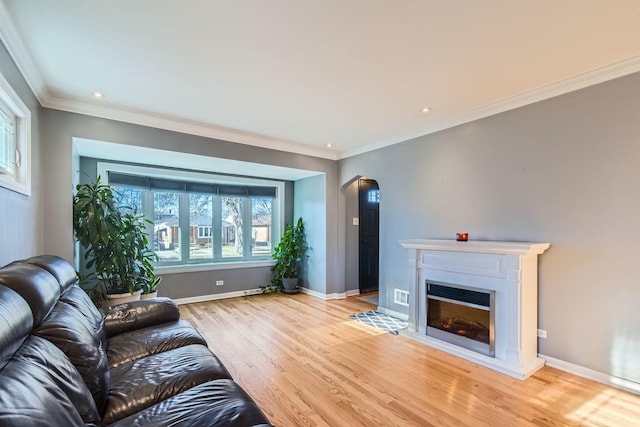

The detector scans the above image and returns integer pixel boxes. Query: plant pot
[282,277,300,294]
[105,290,142,307]
[140,291,158,300]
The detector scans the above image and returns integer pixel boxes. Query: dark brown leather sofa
[0,255,272,426]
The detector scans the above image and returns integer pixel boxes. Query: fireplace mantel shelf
[399,239,550,256]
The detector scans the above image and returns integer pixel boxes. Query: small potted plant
[271,217,308,293]
[73,176,160,306]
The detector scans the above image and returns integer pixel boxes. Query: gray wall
[0,41,42,266]
[160,265,272,300]
[338,71,640,383]
[41,109,338,299]
[294,174,327,294]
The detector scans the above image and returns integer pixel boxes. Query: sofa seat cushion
[107,319,207,368]
[107,379,272,427]
[103,344,232,424]
[0,335,100,427]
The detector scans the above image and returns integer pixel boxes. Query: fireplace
[426,281,495,357]
[399,239,550,379]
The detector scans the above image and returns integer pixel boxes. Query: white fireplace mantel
[399,239,550,379]
[399,239,550,256]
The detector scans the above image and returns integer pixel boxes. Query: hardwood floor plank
[180,294,640,427]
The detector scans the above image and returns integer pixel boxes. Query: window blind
[108,171,277,198]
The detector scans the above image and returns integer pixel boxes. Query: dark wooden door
[359,178,379,293]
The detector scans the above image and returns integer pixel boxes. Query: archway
[340,175,380,295]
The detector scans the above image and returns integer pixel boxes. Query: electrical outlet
[537,329,547,339]
[216,280,224,286]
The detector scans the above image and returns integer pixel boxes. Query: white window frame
[0,71,31,196]
[98,162,283,274]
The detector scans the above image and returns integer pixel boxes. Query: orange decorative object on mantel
[456,233,468,241]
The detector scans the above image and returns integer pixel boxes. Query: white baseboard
[540,353,640,395]
[299,287,363,300]
[178,287,360,303]
[174,288,262,305]
[299,287,347,300]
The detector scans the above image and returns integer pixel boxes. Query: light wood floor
[180,293,640,427]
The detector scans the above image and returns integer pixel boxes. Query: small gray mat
[348,310,408,335]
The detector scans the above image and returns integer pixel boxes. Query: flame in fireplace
[430,317,490,344]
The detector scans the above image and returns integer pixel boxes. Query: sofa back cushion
[0,263,60,327]
[0,285,32,370]
[35,300,110,415]
[20,254,78,293]
[60,285,108,349]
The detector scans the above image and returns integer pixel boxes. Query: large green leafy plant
[73,176,159,305]
[270,217,308,290]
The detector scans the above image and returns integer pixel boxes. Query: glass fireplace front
[426,281,495,357]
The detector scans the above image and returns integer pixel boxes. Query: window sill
[156,260,275,275]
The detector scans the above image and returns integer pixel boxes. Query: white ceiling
[2,0,640,160]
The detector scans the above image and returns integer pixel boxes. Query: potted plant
[271,217,308,293]
[141,276,162,299]
[73,176,160,306]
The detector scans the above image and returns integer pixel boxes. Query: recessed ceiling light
[326,143,333,148]
[92,91,105,99]
[421,107,431,113]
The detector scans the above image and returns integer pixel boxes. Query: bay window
[103,163,282,268]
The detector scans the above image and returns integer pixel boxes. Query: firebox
[426,281,495,357]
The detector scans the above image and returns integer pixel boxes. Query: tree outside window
[190,194,213,260]
[154,192,180,262]
[222,197,243,258]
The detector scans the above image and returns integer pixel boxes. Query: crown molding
[42,96,339,160]
[340,55,640,159]
[0,1,48,104]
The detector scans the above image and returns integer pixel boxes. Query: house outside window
[252,197,272,257]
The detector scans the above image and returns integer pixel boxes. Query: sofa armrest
[103,297,180,337]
